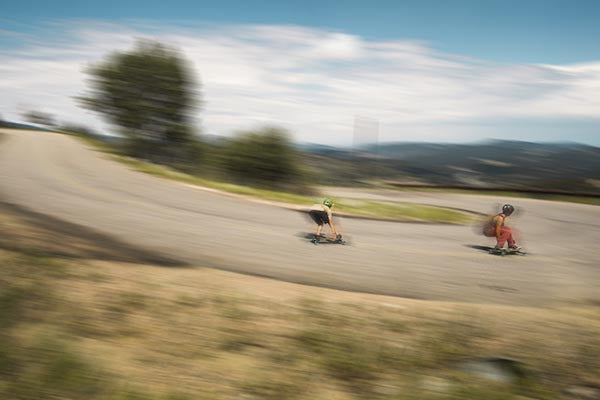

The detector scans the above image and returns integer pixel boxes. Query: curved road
[1,129,599,306]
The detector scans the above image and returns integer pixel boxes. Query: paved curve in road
[1,129,599,306]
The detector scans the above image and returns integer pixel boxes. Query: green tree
[221,127,303,188]
[79,40,200,157]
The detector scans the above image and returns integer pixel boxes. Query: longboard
[488,248,527,256]
[468,245,527,256]
[299,232,347,245]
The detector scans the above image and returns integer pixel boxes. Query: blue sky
[1,0,599,145]
[4,0,600,63]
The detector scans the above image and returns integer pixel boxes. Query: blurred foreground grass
[70,132,475,224]
[1,203,599,399]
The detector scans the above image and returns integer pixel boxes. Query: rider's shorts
[309,210,330,225]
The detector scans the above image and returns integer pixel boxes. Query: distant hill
[301,140,600,194]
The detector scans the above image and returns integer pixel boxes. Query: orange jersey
[483,213,506,237]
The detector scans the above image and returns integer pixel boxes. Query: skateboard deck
[468,245,527,256]
[488,247,527,256]
[299,232,347,245]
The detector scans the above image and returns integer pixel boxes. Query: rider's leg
[496,226,515,248]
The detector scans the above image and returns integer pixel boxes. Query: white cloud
[0,21,599,144]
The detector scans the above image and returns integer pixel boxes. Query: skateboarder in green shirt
[308,198,341,242]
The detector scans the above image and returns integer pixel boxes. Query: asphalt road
[1,129,599,306]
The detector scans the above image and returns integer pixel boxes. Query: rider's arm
[326,207,338,235]
[329,219,337,235]
[495,216,504,238]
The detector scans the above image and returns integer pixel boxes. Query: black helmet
[502,204,515,215]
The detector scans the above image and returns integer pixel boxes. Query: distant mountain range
[300,140,600,194]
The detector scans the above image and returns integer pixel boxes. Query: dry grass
[1,202,599,399]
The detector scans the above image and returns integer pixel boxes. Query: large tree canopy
[79,40,200,146]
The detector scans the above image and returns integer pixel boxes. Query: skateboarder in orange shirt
[483,204,521,251]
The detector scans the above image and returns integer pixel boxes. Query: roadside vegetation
[1,203,599,400]
[75,39,312,194]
